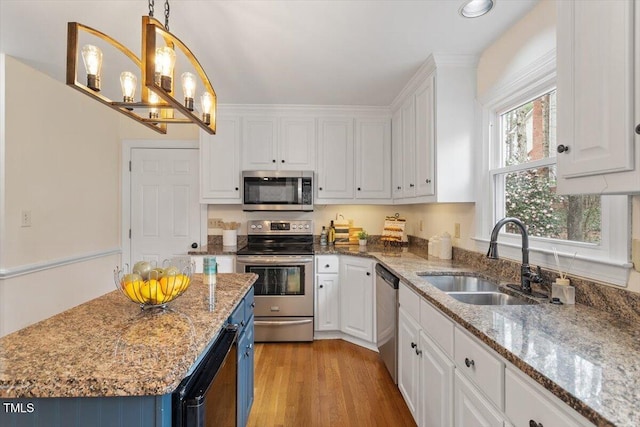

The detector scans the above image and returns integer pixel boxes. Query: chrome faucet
[487,217,543,295]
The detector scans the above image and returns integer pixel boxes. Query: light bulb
[155,46,176,92]
[81,44,103,91]
[181,72,197,111]
[120,71,137,103]
[148,90,160,119]
[201,92,213,125]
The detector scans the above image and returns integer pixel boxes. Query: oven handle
[255,319,313,326]
[237,256,314,264]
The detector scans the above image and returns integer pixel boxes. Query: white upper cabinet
[354,118,392,200]
[200,117,242,203]
[392,109,404,199]
[391,54,476,204]
[280,117,316,170]
[316,117,355,200]
[241,116,316,171]
[556,0,640,194]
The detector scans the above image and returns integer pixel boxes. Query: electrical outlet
[454,223,460,239]
[21,210,31,227]
[208,218,223,229]
[419,220,423,232]
[633,239,640,272]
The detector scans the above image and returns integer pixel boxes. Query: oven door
[235,256,314,317]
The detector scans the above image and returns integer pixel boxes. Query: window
[493,90,602,244]
[475,54,631,286]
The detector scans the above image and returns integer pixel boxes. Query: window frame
[474,51,632,286]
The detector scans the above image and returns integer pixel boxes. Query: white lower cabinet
[191,255,235,273]
[398,307,421,422]
[419,330,454,427]
[454,370,504,427]
[339,256,375,343]
[505,368,591,427]
[315,255,340,332]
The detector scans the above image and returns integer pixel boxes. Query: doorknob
[636,124,640,135]
[191,242,198,249]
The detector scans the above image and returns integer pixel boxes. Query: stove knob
[305,224,310,229]
[292,225,297,229]
[257,225,263,229]
[250,224,256,229]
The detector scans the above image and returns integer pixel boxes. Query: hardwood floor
[247,339,416,427]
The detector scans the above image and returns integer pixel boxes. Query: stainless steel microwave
[242,170,313,211]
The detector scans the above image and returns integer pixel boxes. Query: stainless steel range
[236,220,314,342]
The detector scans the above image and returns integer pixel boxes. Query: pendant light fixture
[66,0,217,134]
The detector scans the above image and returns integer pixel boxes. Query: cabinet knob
[411,342,417,349]
[464,357,475,368]
[425,179,431,184]
[357,187,361,191]
[366,272,371,276]
[529,421,543,427]
[397,186,401,190]
[557,144,569,153]
[415,348,422,356]
[319,284,324,288]
[636,124,640,135]
[319,187,323,191]
[250,302,256,308]
[409,183,415,187]
[191,242,198,249]
[235,187,239,191]
[281,159,285,163]
[272,159,276,163]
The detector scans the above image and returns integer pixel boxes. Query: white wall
[0,55,121,336]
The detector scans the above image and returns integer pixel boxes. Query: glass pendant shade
[120,71,137,102]
[155,46,176,91]
[81,44,103,91]
[201,92,213,125]
[181,72,196,111]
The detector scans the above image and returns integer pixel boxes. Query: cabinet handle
[529,420,543,427]
[557,144,569,153]
[411,342,417,349]
[464,357,475,368]
[409,183,415,187]
[636,124,640,135]
[319,284,324,288]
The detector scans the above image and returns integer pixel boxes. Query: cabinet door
[316,117,354,200]
[401,96,416,198]
[414,74,435,197]
[398,307,420,423]
[200,118,241,202]
[315,273,340,331]
[280,117,316,170]
[339,257,374,342]
[354,118,391,200]
[505,368,590,427]
[557,0,637,192]
[454,371,504,427]
[391,108,404,198]
[242,117,278,170]
[419,330,454,427]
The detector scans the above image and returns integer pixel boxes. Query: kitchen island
[0,273,256,425]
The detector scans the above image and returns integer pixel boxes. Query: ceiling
[0,0,539,106]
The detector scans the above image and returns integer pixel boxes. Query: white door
[130,148,203,265]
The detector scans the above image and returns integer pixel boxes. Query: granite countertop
[0,273,257,398]
[351,249,639,427]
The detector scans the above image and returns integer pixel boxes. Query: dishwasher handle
[375,263,399,289]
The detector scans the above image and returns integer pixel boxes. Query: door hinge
[129,229,131,239]
[129,161,132,172]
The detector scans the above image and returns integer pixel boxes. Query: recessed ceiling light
[459,0,494,18]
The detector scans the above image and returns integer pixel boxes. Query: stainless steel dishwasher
[375,263,400,384]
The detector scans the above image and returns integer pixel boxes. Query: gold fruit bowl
[114,259,194,309]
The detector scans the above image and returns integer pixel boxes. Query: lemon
[122,279,145,303]
[160,275,182,295]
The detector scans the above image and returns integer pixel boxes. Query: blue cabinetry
[230,287,255,427]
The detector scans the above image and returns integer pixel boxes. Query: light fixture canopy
[66,1,217,134]
[459,0,494,18]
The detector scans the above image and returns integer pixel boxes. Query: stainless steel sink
[418,274,499,292]
[447,291,532,306]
